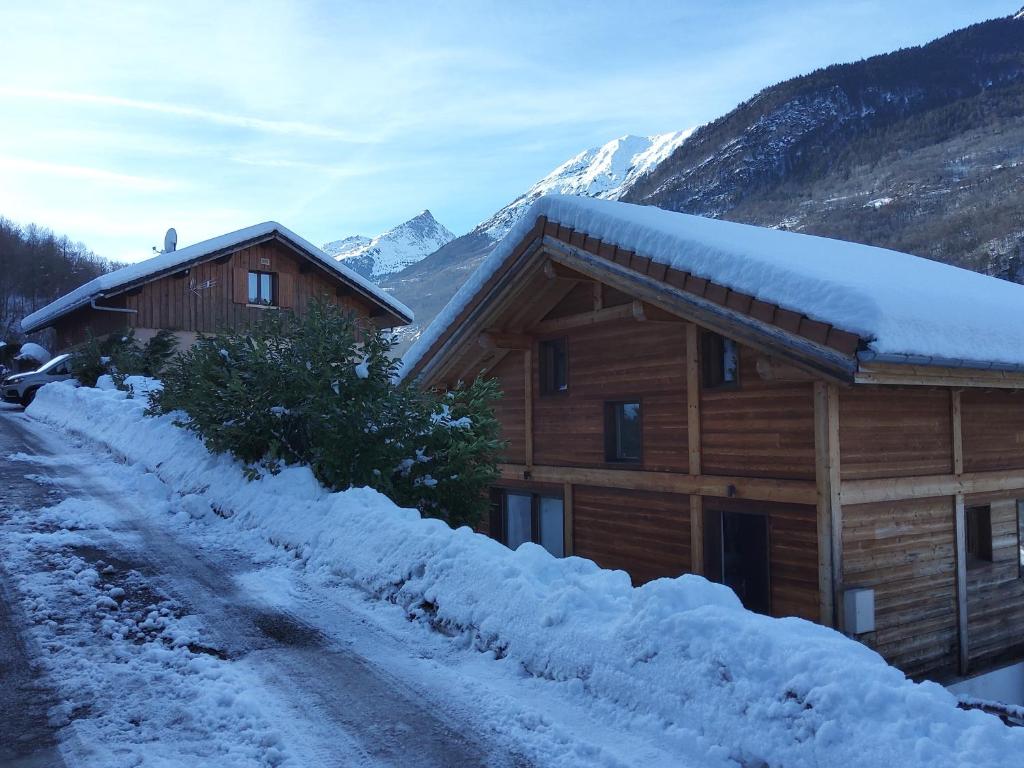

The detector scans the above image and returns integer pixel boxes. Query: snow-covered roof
[21,221,413,333]
[403,195,1024,378]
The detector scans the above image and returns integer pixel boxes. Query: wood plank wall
[838,385,1024,677]
[56,240,375,347]
[842,497,959,677]
[482,282,823,623]
[572,486,690,585]
[839,387,953,480]
[531,317,689,472]
[964,493,1024,668]
[700,351,816,480]
[491,353,526,464]
[961,390,1024,472]
[704,497,820,621]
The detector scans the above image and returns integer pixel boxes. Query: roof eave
[22,228,412,333]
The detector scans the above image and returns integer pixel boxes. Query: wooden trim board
[500,464,817,505]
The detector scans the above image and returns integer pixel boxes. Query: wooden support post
[952,388,968,674]
[524,346,534,469]
[814,381,842,629]
[563,482,574,557]
[592,281,603,311]
[952,389,964,476]
[955,492,969,675]
[685,323,703,574]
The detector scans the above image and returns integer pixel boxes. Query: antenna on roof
[164,228,177,253]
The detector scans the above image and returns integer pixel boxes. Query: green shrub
[71,329,179,389]
[149,301,504,528]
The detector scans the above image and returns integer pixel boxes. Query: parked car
[2,353,74,407]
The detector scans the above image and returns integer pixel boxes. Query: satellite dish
[164,227,177,253]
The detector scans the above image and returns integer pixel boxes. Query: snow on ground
[15,379,1024,767]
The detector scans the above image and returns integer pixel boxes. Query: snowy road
[0,405,693,768]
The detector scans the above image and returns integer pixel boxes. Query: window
[491,490,564,557]
[701,331,739,389]
[539,338,568,394]
[605,401,642,463]
[1018,500,1024,578]
[704,509,771,614]
[966,505,993,567]
[247,271,275,306]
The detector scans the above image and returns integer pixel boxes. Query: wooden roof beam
[479,331,532,350]
[541,237,858,384]
[544,260,588,281]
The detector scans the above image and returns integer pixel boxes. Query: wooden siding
[572,486,690,585]
[961,389,1024,472]
[490,353,526,464]
[704,497,820,621]
[842,497,958,677]
[531,317,690,473]
[700,350,816,480]
[55,240,376,348]
[964,493,1024,669]
[839,387,953,480]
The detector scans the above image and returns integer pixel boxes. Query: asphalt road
[0,403,67,767]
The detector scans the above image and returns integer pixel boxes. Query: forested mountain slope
[0,218,117,343]
[624,13,1024,279]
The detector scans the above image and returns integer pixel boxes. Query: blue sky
[0,1,1013,263]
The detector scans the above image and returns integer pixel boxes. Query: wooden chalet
[21,222,412,348]
[402,196,1024,682]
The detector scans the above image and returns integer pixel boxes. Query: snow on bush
[28,380,1024,767]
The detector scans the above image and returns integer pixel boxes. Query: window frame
[700,331,740,390]
[604,399,643,464]
[965,504,994,568]
[1017,500,1024,580]
[489,488,565,557]
[247,270,277,307]
[538,337,569,396]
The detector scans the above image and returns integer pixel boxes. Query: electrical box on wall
[844,588,876,635]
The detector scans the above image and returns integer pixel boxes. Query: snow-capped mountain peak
[322,234,371,258]
[322,210,455,282]
[477,129,695,240]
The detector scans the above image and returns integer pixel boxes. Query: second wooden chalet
[21,222,413,349]
[402,195,1024,683]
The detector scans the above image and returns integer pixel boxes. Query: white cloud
[0,156,176,191]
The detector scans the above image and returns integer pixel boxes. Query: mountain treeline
[0,217,120,343]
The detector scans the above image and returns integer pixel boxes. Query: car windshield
[34,354,71,374]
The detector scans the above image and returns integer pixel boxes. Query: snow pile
[1,493,293,766]
[20,221,412,334]
[27,381,1024,767]
[15,341,51,364]
[404,195,1024,376]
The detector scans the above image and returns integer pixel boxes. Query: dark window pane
[721,511,771,614]
[540,339,568,394]
[723,338,738,383]
[1017,500,1024,578]
[505,493,532,549]
[607,401,641,462]
[966,505,993,566]
[702,332,739,389]
[248,272,258,303]
[539,496,564,557]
